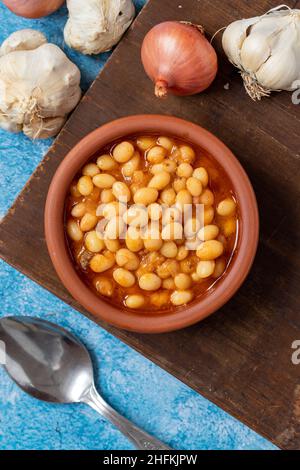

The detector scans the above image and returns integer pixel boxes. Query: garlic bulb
[64,0,135,55]
[0,30,81,139]
[222,5,300,100]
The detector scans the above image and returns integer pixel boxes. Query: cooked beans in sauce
[65,135,238,311]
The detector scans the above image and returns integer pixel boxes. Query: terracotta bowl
[45,115,259,334]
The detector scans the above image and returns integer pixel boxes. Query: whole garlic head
[222,6,300,100]
[64,0,135,55]
[0,29,81,139]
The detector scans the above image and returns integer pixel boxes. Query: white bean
[162,278,176,290]
[148,203,162,221]
[71,202,86,218]
[162,207,181,225]
[134,187,158,205]
[161,222,183,241]
[97,155,117,171]
[67,219,83,241]
[196,240,224,260]
[94,276,113,297]
[113,268,135,287]
[151,159,177,174]
[90,251,115,273]
[85,231,105,253]
[186,177,203,197]
[136,136,156,151]
[179,145,195,163]
[193,167,209,187]
[122,152,140,177]
[176,246,188,261]
[160,188,176,206]
[171,290,194,306]
[139,273,162,291]
[199,189,214,206]
[77,176,94,196]
[212,258,226,279]
[184,218,201,238]
[217,198,236,217]
[177,163,193,178]
[173,177,186,193]
[174,273,192,289]
[220,218,237,237]
[148,171,171,190]
[116,248,139,271]
[196,260,215,278]
[104,216,125,239]
[198,225,219,241]
[82,163,100,177]
[150,291,170,307]
[146,146,167,164]
[204,207,215,225]
[93,174,116,189]
[157,260,180,279]
[98,201,120,220]
[113,141,135,163]
[112,182,131,202]
[123,205,148,227]
[104,239,120,253]
[157,136,174,152]
[125,295,145,309]
[143,223,163,251]
[160,241,178,258]
[175,189,192,211]
[126,226,144,252]
[100,189,115,203]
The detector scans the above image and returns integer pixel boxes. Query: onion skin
[3,0,65,18]
[141,21,218,98]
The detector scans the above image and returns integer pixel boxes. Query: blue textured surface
[0,2,277,451]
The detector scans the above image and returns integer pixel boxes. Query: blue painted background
[0,1,276,450]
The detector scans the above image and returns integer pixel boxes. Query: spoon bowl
[0,316,93,403]
[0,316,170,450]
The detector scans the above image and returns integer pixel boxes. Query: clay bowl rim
[44,115,259,334]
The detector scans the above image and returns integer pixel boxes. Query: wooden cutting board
[1,0,300,449]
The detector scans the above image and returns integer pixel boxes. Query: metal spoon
[0,316,170,450]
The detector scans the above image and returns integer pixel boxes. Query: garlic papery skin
[222,6,300,100]
[0,30,81,139]
[64,0,135,55]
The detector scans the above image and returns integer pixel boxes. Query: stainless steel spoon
[0,316,170,450]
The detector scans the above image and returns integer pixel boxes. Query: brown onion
[3,0,65,18]
[141,21,218,98]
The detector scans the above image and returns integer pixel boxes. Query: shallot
[141,21,218,98]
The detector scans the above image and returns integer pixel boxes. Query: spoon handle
[82,385,171,450]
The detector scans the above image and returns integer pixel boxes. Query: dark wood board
[1,0,300,449]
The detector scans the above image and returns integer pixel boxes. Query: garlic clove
[240,32,271,73]
[256,27,300,91]
[0,29,47,56]
[222,17,259,67]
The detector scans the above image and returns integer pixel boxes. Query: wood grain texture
[1,0,300,449]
